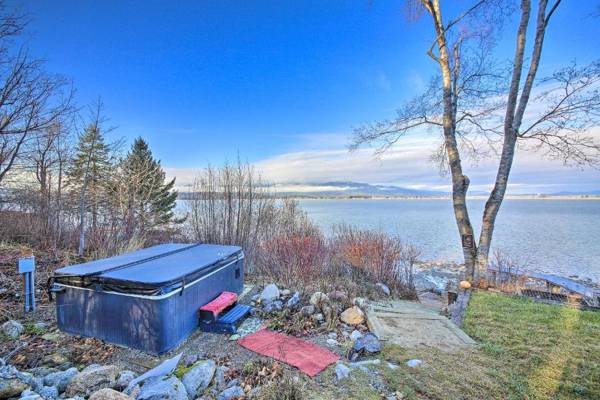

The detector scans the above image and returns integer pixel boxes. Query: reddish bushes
[255,233,328,288]
[254,223,418,299]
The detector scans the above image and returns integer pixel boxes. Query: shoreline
[292,195,600,201]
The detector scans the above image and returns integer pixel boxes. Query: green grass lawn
[378,291,600,400]
[301,291,600,400]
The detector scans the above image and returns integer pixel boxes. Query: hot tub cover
[53,243,243,296]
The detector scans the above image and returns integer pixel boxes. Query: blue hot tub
[51,243,244,354]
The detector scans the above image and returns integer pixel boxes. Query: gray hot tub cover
[52,243,243,296]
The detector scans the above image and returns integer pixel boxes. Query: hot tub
[51,243,244,354]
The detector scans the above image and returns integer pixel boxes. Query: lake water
[297,199,600,283]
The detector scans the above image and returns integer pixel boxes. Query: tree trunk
[476,0,552,279]
[428,0,479,279]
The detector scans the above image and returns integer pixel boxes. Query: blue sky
[10,0,600,193]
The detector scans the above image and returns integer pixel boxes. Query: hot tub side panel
[56,287,164,353]
[158,257,244,352]
[56,257,244,354]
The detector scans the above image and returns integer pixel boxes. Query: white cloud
[166,129,600,195]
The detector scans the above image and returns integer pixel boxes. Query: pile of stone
[0,361,136,400]
[250,283,300,313]
[0,356,262,400]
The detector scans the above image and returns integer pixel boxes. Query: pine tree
[67,123,113,255]
[120,137,178,238]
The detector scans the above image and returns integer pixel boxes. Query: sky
[9,0,600,194]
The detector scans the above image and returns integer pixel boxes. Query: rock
[115,371,136,390]
[8,370,38,392]
[335,364,351,381]
[309,292,329,308]
[406,359,423,368]
[137,376,188,400]
[217,386,244,400]
[328,290,347,302]
[42,354,69,368]
[65,365,120,398]
[326,339,338,347]
[350,359,381,369]
[280,289,291,297]
[20,389,43,400]
[340,306,365,325]
[328,332,338,339]
[386,362,399,370]
[37,386,58,399]
[285,292,300,308]
[214,366,228,391]
[0,376,29,399]
[459,280,472,289]
[260,284,280,302]
[183,354,200,368]
[300,305,315,316]
[352,297,367,308]
[29,368,57,378]
[349,330,363,341]
[33,323,49,332]
[376,283,391,296]
[40,333,63,343]
[88,388,131,400]
[226,378,239,388]
[1,320,24,339]
[263,300,283,313]
[353,333,382,354]
[311,313,324,323]
[228,334,240,341]
[43,368,78,393]
[181,360,216,398]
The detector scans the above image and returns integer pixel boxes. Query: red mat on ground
[198,291,237,319]
[237,329,340,377]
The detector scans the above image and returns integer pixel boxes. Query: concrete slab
[365,300,475,352]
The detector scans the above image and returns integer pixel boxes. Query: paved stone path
[365,300,475,352]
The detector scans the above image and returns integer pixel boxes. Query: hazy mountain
[269,181,448,197]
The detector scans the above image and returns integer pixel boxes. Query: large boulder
[43,368,78,393]
[181,360,216,398]
[137,376,188,400]
[259,284,280,302]
[340,306,365,325]
[1,320,24,339]
[65,365,120,398]
[89,388,131,400]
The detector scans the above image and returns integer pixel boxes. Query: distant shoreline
[288,195,600,201]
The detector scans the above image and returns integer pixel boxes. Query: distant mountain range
[177,181,600,199]
[268,181,448,197]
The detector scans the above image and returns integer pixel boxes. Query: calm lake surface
[297,199,600,283]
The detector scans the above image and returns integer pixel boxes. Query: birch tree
[352,0,600,283]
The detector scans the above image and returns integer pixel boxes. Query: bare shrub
[487,249,527,292]
[255,232,328,288]
[186,161,312,269]
[331,224,418,298]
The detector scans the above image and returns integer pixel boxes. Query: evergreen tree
[67,123,113,255]
[120,137,178,237]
